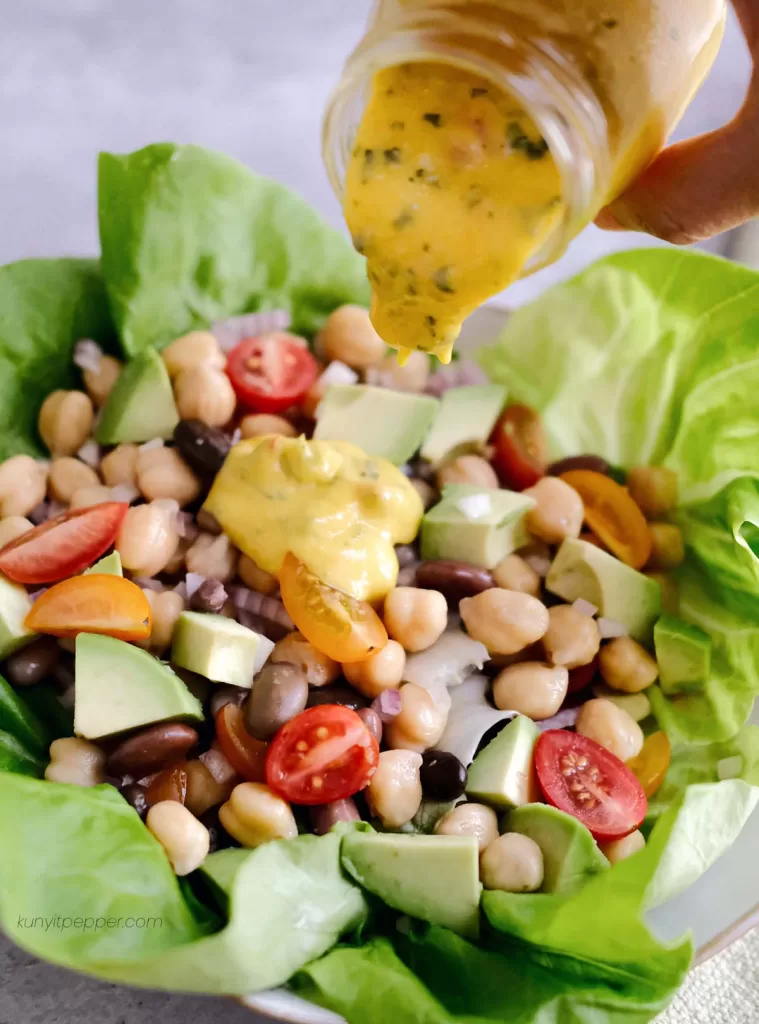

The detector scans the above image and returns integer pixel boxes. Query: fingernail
[594,207,625,231]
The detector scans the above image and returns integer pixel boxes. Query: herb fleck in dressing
[344,63,563,363]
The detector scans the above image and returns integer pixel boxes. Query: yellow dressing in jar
[203,435,423,602]
[326,0,726,360]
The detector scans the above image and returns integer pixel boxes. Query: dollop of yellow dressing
[344,63,564,362]
[203,435,423,602]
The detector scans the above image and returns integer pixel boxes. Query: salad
[0,142,757,1024]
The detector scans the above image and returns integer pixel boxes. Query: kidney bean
[309,798,361,836]
[106,723,199,777]
[357,707,383,745]
[306,685,368,712]
[4,636,60,687]
[420,750,467,802]
[244,662,308,741]
[548,454,611,477]
[209,683,248,719]
[173,419,231,478]
[415,560,495,605]
[121,783,149,819]
[144,765,188,806]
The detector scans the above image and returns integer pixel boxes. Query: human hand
[595,0,759,244]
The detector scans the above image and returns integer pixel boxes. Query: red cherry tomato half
[266,704,379,805]
[566,656,600,695]
[215,704,268,783]
[491,404,547,491]
[0,502,128,584]
[535,730,647,842]
[226,334,318,414]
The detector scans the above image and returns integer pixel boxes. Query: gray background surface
[0,1,755,1022]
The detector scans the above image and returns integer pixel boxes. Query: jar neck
[323,1,611,273]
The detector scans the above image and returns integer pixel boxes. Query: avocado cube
[84,551,123,576]
[421,484,534,568]
[654,614,712,695]
[420,383,507,464]
[314,384,439,465]
[0,573,35,660]
[171,612,274,687]
[96,348,179,444]
[546,538,661,643]
[466,714,540,809]
[505,804,610,894]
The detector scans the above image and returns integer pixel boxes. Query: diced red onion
[29,587,48,602]
[172,582,189,602]
[396,564,419,587]
[110,483,139,504]
[537,707,580,732]
[573,598,598,618]
[228,585,294,628]
[48,500,66,520]
[139,438,164,452]
[175,511,199,540]
[29,501,50,525]
[131,576,164,592]
[230,427,242,446]
[395,544,418,568]
[58,685,76,710]
[456,360,489,386]
[372,689,402,722]
[426,360,488,396]
[598,617,629,639]
[185,572,206,598]
[309,798,361,836]
[524,553,552,577]
[200,746,238,786]
[76,440,101,468]
[319,361,359,388]
[212,311,292,352]
[73,339,103,374]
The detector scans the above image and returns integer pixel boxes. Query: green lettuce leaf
[98,143,369,355]
[479,249,759,742]
[0,259,115,458]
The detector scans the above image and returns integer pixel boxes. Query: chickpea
[101,444,139,488]
[69,485,114,509]
[434,803,499,852]
[343,639,405,698]
[645,571,679,615]
[599,636,658,694]
[240,414,297,440]
[459,589,549,655]
[185,532,238,582]
[45,737,106,787]
[592,683,652,722]
[161,330,225,378]
[117,499,179,578]
[492,553,541,597]
[140,589,185,653]
[366,749,423,828]
[371,350,429,393]
[626,466,678,519]
[0,455,47,517]
[384,587,447,652]
[543,605,601,669]
[271,631,340,687]
[137,445,201,507]
[436,454,499,491]
[83,354,122,406]
[647,523,685,571]
[492,662,568,720]
[0,516,33,548]
[576,699,644,761]
[218,782,297,848]
[384,682,448,753]
[38,390,94,456]
[320,305,386,369]
[146,801,211,876]
[48,457,100,504]
[174,366,237,428]
[600,830,646,865]
[238,553,279,594]
[410,478,437,510]
[524,477,584,545]
[480,833,544,893]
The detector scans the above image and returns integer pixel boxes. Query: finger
[595,107,759,244]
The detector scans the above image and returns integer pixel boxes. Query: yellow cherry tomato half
[279,553,387,663]
[25,573,152,641]
[560,470,652,569]
[627,731,671,798]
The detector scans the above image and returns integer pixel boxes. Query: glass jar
[323,0,726,276]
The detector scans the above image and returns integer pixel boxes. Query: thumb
[595,105,759,245]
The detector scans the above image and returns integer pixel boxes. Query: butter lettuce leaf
[98,143,369,355]
[480,249,759,742]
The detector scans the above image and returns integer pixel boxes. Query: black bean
[415,560,495,605]
[4,636,60,687]
[306,685,368,712]
[173,419,231,477]
[548,454,611,477]
[420,750,467,802]
[244,662,309,740]
[122,783,149,819]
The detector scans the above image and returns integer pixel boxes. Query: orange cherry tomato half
[25,574,151,640]
[278,553,388,663]
[215,703,268,783]
[627,731,671,798]
[0,502,128,584]
[559,470,652,570]
[144,765,188,807]
[491,404,547,491]
[266,704,379,805]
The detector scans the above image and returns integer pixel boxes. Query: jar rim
[322,4,612,276]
